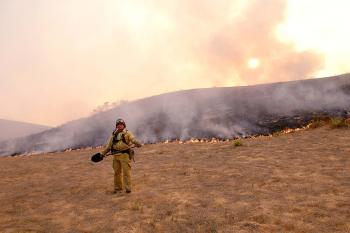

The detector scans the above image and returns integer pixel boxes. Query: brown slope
[0,126,349,232]
[0,119,51,141]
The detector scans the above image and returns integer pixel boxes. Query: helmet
[116,118,126,127]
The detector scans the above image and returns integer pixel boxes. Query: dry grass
[330,117,350,129]
[308,116,350,129]
[0,127,350,232]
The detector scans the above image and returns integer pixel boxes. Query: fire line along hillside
[1,73,350,156]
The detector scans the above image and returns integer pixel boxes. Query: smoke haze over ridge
[1,74,350,156]
[0,0,326,126]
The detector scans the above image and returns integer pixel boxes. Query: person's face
[116,123,125,131]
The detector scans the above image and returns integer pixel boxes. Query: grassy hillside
[1,74,350,156]
[0,126,349,232]
[0,119,51,141]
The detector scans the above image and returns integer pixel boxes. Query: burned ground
[0,126,349,232]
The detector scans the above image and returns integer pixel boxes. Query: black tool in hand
[91,153,104,163]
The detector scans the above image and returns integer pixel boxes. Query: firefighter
[101,118,142,193]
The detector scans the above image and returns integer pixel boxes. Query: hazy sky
[0,0,349,126]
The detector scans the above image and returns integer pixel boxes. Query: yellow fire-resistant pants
[112,153,132,192]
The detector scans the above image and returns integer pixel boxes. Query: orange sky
[0,0,349,126]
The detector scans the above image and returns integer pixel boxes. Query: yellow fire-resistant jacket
[101,129,142,156]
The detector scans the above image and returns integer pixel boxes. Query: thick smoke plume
[0,74,350,156]
[0,0,324,126]
[153,0,324,86]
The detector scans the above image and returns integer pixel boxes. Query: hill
[1,74,350,156]
[0,119,51,142]
[0,126,349,232]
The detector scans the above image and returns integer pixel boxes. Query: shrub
[308,120,326,129]
[330,117,349,129]
[308,115,331,129]
[272,130,283,137]
[233,140,243,147]
[312,115,331,123]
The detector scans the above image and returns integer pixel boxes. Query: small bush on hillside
[272,130,283,137]
[312,115,332,123]
[308,115,331,129]
[330,117,349,129]
[233,140,243,147]
[308,120,326,129]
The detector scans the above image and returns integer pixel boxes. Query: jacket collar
[113,128,127,135]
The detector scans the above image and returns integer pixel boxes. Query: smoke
[0,0,325,126]
[195,0,323,85]
[1,74,350,156]
[1,0,346,156]
[149,0,324,86]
